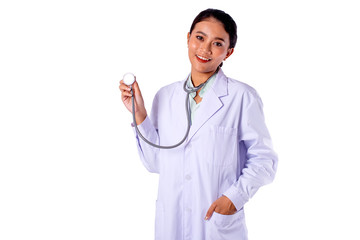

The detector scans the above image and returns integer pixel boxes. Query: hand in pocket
[205,195,237,220]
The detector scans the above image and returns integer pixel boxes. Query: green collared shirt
[187,72,217,123]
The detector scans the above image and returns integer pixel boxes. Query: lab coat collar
[211,68,228,98]
[179,68,229,144]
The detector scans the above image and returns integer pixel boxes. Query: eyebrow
[195,31,226,42]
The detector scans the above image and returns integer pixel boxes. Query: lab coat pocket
[155,200,165,240]
[207,125,238,166]
[206,209,248,240]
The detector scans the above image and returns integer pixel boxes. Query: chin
[193,66,217,74]
[191,63,213,72]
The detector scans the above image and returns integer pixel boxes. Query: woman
[120,8,278,240]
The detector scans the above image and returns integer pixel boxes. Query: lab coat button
[185,175,192,180]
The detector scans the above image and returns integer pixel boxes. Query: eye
[196,35,204,41]
[214,42,223,47]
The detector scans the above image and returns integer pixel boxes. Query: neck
[190,69,218,87]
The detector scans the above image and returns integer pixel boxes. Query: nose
[199,41,212,54]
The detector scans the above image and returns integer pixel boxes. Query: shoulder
[158,80,182,93]
[222,76,264,112]
[214,69,259,98]
[228,77,256,92]
[154,79,184,100]
[223,74,260,100]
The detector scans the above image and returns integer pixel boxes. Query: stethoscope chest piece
[123,72,135,86]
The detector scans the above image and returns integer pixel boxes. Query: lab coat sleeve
[132,94,161,174]
[223,89,278,211]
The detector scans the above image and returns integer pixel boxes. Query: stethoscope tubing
[131,80,204,149]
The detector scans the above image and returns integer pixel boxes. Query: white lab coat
[133,69,278,240]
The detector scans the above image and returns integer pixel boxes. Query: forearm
[134,111,147,125]
[132,116,160,173]
[223,148,278,211]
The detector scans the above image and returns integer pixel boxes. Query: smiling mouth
[196,55,212,63]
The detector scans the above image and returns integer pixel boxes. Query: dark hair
[189,9,237,49]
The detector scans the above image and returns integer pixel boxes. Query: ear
[224,48,234,61]
[187,32,191,45]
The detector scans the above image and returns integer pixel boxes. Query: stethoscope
[123,72,208,149]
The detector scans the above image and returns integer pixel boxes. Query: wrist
[135,112,147,125]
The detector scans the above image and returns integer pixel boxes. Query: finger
[205,203,216,220]
[132,81,144,101]
[121,91,132,98]
[133,80,141,94]
[119,84,131,92]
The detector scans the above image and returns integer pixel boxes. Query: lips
[196,54,212,63]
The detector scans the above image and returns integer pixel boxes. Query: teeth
[197,55,211,61]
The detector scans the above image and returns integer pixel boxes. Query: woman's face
[187,17,234,78]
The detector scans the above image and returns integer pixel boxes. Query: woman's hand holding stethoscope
[119,73,147,125]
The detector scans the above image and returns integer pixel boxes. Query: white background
[1,0,359,239]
